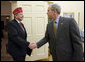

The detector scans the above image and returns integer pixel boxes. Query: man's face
[47,6,55,19]
[15,12,24,21]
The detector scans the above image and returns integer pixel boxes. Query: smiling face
[47,6,58,20]
[15,12,24,21]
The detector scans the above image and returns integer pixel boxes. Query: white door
[17,1,48,61]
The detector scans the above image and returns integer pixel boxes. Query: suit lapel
[57,16,64,35]
[21,23,27,35]
[13,19,20,28]
[51,16,64,39]
[13,19,26,32]
[21,23,26,32]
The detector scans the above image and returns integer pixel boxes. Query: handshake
[28,42,37,49]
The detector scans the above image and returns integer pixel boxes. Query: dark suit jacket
[37,16,83,61]
[6,19,32,57]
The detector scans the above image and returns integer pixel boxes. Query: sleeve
[7,22,30,48]
[37,24,50,48]
[69,18,83,60]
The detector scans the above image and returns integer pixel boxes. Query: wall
[1,1,11,15]
[1,1,12,20]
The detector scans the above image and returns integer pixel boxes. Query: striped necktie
[19,22,24,31]
[53,21,57,37]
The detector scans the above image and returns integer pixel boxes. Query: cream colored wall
[52,1,84,30]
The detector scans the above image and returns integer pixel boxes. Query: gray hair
[50,4,61,14]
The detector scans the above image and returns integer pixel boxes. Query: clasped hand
[28,42,37,49]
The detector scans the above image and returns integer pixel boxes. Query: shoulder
[61,17,77,26]
[7,19,17,27]
[60,16,75,23]
[61,16,74,21]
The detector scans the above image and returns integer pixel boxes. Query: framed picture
[63,12,74,18]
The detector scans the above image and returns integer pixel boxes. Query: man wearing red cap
[6,7,32,61]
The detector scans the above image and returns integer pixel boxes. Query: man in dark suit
[6,7,32,61]
[29,4,83,61]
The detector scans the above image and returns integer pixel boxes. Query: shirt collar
[55,15,60,23]
[15,19,21,23]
